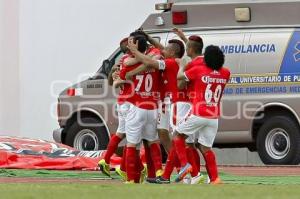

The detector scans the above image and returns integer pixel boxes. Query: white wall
[0,0,160,140]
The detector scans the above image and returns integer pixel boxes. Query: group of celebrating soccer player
[98,28,231,184]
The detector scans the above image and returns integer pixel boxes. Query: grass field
[1,169,300,199]
[1,184,300,199]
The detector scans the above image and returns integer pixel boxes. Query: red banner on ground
[0,136,121,170]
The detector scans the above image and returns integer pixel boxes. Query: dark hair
[168,39,185,58]
[204,45,225,71]
[188,35,203,54]
[130,31,147,39]
[134,35,148,53]
[120,38,129,53]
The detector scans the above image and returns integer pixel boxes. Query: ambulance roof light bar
[155,3,173,11]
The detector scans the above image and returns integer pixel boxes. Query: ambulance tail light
[67,88,75,96]
[172,11,187,25]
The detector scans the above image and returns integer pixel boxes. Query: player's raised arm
[136,30,165,51]
[127,39,160,70]
[173,27,188,44]
[176,58,189,90]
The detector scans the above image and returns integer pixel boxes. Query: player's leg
[135,144,146,183]
[143,140,156,183]
[143,108,163,177]
[157,99,172,153]
[173,114,206,182]
[158,129,171,153]
[115,145,127,181]
[99,103,128,176]
[157,140,177,184]
[186,143,199,177]
[197,119,221,184]
[124,104,145,183]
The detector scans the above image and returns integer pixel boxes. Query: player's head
[186,35,203,57]
[128,31,148,53]
[163,39,185,59]
[120,37,129,54]
[133,35,148,53]
[204,45,225,71]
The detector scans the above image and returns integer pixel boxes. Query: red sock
[126,147,137,182]
[137,151,144,171]
[104,134,122,163]
[192,148,200,172]
[173,136,188,167]
[203,150,218,181]
[134,151,142,183]
[186,147,199,177]
[162,146,176,180]
[144,144,156,178]
[120,146,127,171]
[174,155,181,169]
[150,143,163,173]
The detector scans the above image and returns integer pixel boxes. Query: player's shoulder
[147,46,161,55]
[192,56,204,64]
[164,58,177,65]
[219,67,231,78]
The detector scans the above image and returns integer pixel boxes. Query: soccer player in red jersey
[174,45,230,184]
[175,34,205,184]
[127,36,187,184]
[120,35,163,184]
[98,38,129,178]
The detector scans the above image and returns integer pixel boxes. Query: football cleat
[140,164,147,183]
[156,176,171,184]
[115,167,127,181]
[146,177,157,184]
[183,176,191,184]
[98,159,110,177]
[190,173,206,184]
[210,177,223,185]
[124,180,135,184]
[175,163,192,182]
[156,169,164,177]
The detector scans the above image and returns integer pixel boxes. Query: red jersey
[185,64,230,118]
[158,58,180,103]
[119,48,161,110]
[179,56,204,102]
[117,54,131,105]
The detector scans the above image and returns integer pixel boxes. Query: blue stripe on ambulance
[279,30,300,75]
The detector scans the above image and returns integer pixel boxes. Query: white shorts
[157,97,171,131]
[116,103,129,134]
[171,102,195,144]
[125,103,158,144]
[172,102,192,127]
[176,114,218,147]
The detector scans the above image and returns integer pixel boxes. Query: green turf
[1,169,300,199]
[1,169,300,185]
[0,184,300,199]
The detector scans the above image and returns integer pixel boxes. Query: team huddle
[98,28,231,184]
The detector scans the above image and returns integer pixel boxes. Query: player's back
[188,64,230,118]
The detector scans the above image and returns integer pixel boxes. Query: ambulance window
[93,50,123,79]
[93,36,161,79]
